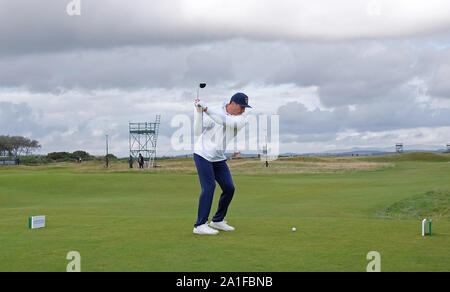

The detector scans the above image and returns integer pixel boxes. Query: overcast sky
[1,0,450,157]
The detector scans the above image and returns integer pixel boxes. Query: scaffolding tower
[129,115,161,168]
[447,144,450,153]
[396,143,404,153]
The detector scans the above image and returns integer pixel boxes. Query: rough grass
[375,190,450,220]
[227,158,394,174]
[1,153,446,177]
[0,156,395,175]
[360,152,450,163]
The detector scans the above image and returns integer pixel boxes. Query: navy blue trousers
[194,154,235,227]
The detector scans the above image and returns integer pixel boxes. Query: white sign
[29,216,46,229]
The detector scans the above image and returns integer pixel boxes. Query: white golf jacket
[194,103,248,162]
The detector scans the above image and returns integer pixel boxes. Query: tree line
[0,135,41,157]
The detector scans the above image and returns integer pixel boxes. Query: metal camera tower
[396,143,404,153]
[447,144,450,153]
[129,115,161,168]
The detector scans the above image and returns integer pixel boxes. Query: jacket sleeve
[193,107,203,137]
[205,106,247,131]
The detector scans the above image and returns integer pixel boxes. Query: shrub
[18,156,53,166]
[46,151,94,162]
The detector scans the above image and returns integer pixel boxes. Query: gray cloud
[2,0,450,57]
[416,48,450,99]
[0,0,189,56]
[1,1,450,155]
[0,39,445,102]
[0,101,67,137]
[278,93,450,143]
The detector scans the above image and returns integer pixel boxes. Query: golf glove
[194,100,206,112]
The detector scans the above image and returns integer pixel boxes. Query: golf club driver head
[196,83,207,100]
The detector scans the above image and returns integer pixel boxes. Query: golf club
[197,83,206,100]
[196,83,207,143]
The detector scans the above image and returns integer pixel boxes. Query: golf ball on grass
[292,227,296,232]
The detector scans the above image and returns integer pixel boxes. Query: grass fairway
[0,153,449,272]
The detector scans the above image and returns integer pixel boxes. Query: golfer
[193,93,251,235]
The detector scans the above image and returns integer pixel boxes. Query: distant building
[231,152,244,159]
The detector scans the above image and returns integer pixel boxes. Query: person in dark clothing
[129,155,134,168]
[138,154,144,169]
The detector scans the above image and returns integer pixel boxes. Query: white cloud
[181,0,450,40]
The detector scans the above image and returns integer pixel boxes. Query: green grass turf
[376,190,449,220]
[0,154,449,271]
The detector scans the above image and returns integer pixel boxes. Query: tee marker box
[421,218,432,237]
[29,216,46,229]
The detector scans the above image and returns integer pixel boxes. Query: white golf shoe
[193,223,219,235]
[209,221,235,231]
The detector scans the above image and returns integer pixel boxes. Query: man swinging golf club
[193,90,251,235]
